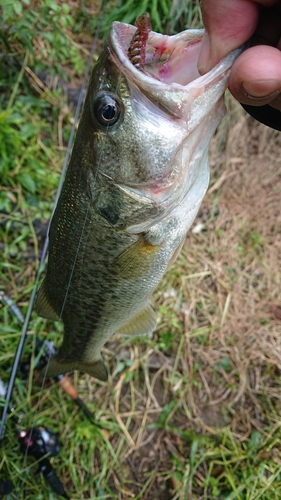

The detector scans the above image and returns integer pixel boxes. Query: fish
[36,14,241,380]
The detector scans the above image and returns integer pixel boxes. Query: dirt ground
[186,99,281,435]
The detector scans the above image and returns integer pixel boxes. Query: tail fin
[41,355,108,381]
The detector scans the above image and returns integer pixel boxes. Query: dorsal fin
[36,281,60,321]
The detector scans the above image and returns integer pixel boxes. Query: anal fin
[116,304,157,337]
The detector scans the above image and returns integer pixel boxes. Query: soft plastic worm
[128,12,152,71]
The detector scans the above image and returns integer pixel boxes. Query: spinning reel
[18,426,69,499]
[0,378,69,499]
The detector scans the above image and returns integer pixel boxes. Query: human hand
[198,0,281,114]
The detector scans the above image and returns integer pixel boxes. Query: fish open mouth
[109,14,204,88]
[109,17,241,126]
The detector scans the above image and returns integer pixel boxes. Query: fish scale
[36,15,241,380]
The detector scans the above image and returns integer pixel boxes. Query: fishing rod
[0,0,109,496]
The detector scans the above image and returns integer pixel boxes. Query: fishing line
[19,51,124,496]
[21,7,116,478]
[1,0,128,490]
[41,72,124,376]
[3,16,129,500]
[0,0,109,453]
[28,23,125,460]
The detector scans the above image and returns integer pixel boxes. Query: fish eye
[93,93,122,128]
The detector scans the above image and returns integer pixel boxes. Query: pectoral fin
[167,239,185,269]
[41,355,108,381]
[36,281,60,321]
[114,237,160,279]
[116,304,157,337]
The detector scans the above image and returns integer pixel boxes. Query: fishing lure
[128,12,152,70]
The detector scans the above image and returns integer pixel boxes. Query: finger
[198,0,260,73]
[228,45,281,109]
[198,0,280,74]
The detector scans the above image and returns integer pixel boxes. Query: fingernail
[198,32,211,74]
[242,81,281,100]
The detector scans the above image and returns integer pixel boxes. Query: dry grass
[176,99,281,437]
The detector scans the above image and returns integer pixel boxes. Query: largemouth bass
[37,16,240,380]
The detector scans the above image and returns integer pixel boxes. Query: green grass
[1,1,281,499]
